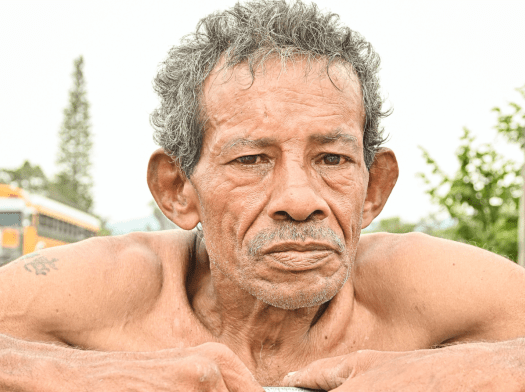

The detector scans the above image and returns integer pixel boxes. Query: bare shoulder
[0,229,194,345]
[354,232,525,344]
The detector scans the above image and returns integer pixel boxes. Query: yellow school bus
[0,184,100,265]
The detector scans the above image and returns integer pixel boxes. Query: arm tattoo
[22,253,59,276]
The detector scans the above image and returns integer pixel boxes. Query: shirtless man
[1,1,525,391]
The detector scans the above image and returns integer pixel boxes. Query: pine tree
[51,56,93,212]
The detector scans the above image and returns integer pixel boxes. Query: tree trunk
[519,162,525,267]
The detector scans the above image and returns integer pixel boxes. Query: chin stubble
[244,221,350,309]
[204,221,354,310]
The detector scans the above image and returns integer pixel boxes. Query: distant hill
[107,215,178,235]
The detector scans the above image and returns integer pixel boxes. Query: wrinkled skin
[192,58,370,310]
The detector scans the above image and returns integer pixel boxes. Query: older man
[1,1,525,391]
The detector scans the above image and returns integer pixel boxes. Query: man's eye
[322,154,342,165]
[236,155,260,164]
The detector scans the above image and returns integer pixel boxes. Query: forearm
[285,338,525,391]
[0,334,75,392]
[0,333,147,392]
[455,338,525,382]
[386,338,525,390]
[0,334,263,392]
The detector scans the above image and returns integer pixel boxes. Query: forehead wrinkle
[309,130,360,153]
[220,137,278,155]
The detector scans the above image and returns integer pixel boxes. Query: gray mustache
[247,222,345,257]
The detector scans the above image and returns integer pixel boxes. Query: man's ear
[361,148,399,229]
[147,149,201,230]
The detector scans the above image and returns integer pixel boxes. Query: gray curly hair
[151,0,389,177]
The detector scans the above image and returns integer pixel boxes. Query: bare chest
[86,296,433,386]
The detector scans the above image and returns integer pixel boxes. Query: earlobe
[361,148,399,229]
[147,149,201,230]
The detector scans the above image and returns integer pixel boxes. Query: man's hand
[1,336,264,392]
[283,340,525,392]
[77,342,264,392]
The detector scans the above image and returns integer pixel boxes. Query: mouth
[262,242,340,271]
[263,241,341,254]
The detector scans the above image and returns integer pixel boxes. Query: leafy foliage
[493,86,525,149]
[419,127,522,261]
[96,216,113,236]
[0,160,48,194]
[419,86,525,261]
[367,216,416,234]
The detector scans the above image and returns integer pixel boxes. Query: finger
[170,355,231,392]
[220,357,265,392]
[282,355,351,391]
[196,342,265,392]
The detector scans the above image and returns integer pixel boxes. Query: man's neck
[189,237,354,368]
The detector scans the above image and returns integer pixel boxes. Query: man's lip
[263,242,340,254]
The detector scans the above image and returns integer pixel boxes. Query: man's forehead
[203,57,363,129]
[202,55,363,107]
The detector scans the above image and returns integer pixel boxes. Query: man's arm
[0,233,163,346]
[0,233,264,391]
[284,338,525,391]
[0,332,264,392]
[356,232,525,345]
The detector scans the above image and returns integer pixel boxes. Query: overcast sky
[1,0,524,225]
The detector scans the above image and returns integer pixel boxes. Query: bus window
[0,212,22,227]
[36,213,96,243]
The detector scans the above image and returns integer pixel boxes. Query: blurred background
[0,0,524,261]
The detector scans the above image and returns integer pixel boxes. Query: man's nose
[267,161,329,222]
